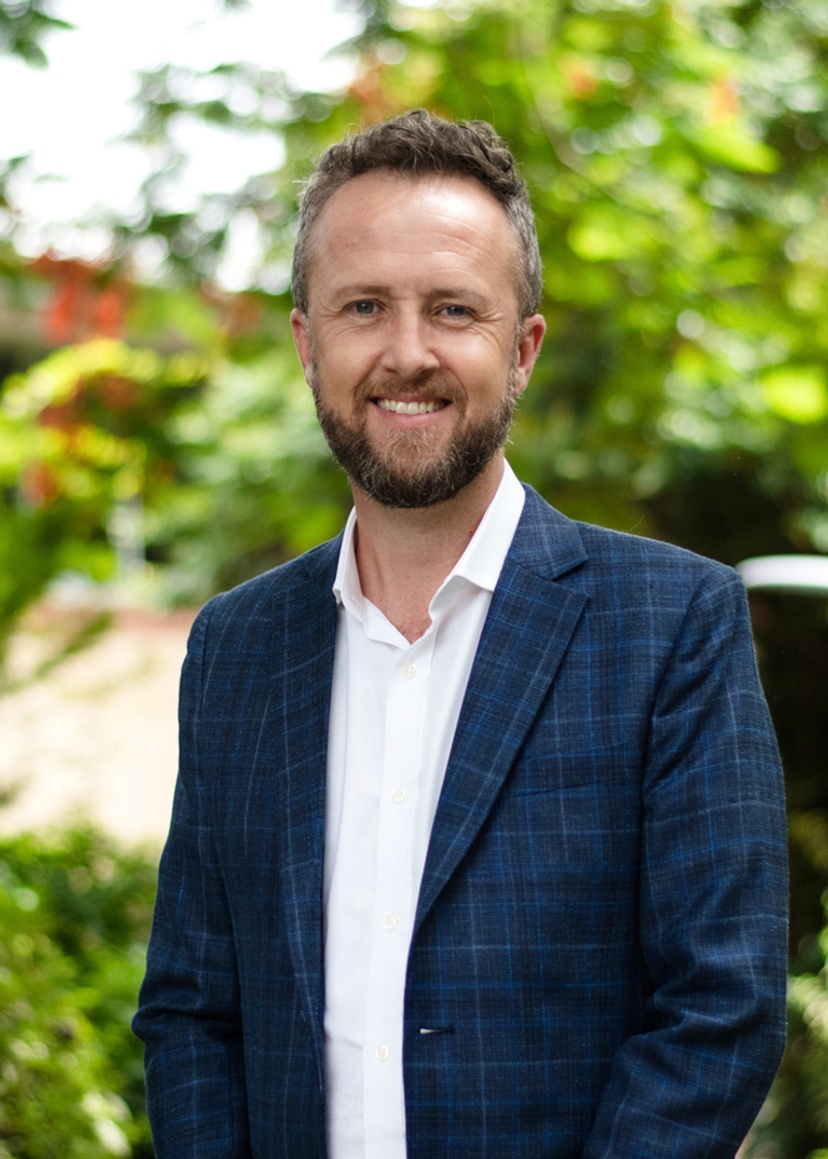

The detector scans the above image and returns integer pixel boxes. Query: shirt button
[402,661,418,679]
[391,787,407,804]
[382,913,399,931]
[375,1044,390,1062]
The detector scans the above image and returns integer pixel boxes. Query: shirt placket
[362,633,434,1158]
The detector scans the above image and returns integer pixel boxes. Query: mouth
[374,398,450,416]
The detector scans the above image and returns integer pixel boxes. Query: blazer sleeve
[583,566,789,1158]
[132,599,252,1159]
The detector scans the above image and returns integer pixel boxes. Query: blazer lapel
[270,540,340,1081]
[415,491,588,932]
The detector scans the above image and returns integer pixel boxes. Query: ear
[512,314,546,398]
[290,309,314,386]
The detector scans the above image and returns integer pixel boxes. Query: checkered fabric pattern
[134,486,788,1159]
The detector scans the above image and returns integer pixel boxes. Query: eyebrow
[332,284,490,307]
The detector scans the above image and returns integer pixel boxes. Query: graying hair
[291,109,542,319]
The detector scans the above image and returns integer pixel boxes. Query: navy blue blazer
[134,487,789,1158]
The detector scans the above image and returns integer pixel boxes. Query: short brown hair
[291,109,542,319]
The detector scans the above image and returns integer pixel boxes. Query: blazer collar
[414,487,589,932]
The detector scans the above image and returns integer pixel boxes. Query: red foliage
[202,287,265,339]
[346,56,398,123]
[94,375,140,411]
[20,462,60,506]
[562,60,599,99]
[31,255,130,345]
[709,77,740,123]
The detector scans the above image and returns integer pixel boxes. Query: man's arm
[133,601,252,1159]
[584,566,789,1158]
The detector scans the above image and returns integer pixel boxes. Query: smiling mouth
[375,398,450,416]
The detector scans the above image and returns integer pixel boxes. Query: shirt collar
[332,460,525,619]
[449,459,524,594]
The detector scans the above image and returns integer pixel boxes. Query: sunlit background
[1,0,359,264]
[1,0,827,1153]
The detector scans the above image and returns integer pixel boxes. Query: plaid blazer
[134,486,788,1159]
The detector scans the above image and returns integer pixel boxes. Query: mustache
[357,373,463,405]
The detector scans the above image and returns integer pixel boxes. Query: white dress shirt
[323,461,525,1159]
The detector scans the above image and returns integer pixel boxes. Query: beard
[311,364,519,509]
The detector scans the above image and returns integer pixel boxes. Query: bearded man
[134,109,788,1159]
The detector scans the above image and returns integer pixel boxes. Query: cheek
[320,333,380,381]
[314,352,378,412]
[457,354,514,403]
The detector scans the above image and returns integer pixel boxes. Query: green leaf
[567,206,660,261]
[688,124,780,174]
[760,366,828,424]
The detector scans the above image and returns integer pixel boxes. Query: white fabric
[323,461,525,1159]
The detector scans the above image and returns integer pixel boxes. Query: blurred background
[0,0,826,1154]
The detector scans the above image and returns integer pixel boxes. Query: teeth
[377,398,445,415]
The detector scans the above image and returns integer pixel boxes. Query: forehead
[307,171,519,285]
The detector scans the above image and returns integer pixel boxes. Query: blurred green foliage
[743,588,828,1158]
[0,0,71,67]
[0,335,207,669]
[3,0,827,618]
[8,0,821,604]
[0,826,156,1157]
[786,925,828,1154]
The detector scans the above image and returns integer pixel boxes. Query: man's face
[291,171,545,508]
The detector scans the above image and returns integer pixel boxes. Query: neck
[350,455,504,643]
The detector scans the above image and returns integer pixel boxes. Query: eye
[440,304,470,319]
[351,300,377,316]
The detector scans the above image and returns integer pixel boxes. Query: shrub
[0,826,156,1157]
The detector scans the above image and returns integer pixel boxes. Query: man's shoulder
[192,536,341,634]
[517,485,737,588]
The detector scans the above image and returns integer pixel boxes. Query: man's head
[290,112,545,509]
[291,109,542,322]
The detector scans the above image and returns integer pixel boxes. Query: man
[134,110,788,1158]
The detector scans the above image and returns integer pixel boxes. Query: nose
[380,312,440,379]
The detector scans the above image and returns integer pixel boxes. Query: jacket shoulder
[519,485,738,589]
[187,536,340,653]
